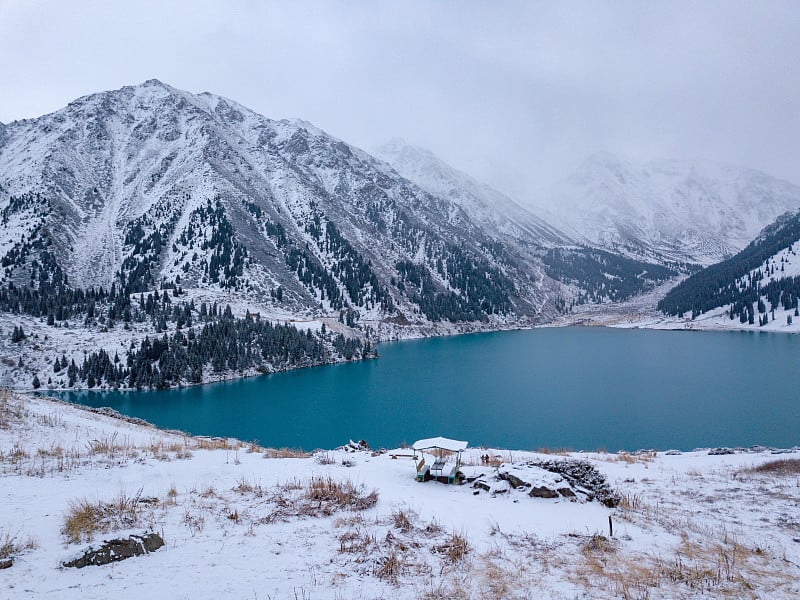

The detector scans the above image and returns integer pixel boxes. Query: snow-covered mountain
[374,139,572,248]
[535,153,800,265]
[0,80,555,333]
[658,208,800,330]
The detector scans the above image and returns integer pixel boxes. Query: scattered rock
[498,471,528,489]
[0,558,12,570]
[664,449,682,456]
[343,439,370,452]
[63,533,164,568]
[557,487,575,497]
[473,480,491,492]
[708,448,734,456]
[529,486,559,499]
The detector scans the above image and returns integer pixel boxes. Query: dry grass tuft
[392,508,415,533]
[0,390,25,429]
[582,533,616,555]
[233,478,255,494]
[263,447,311,459]
[303,476,378,512]
[0,530,38,559]
[245,441,262,454]
[434,531,470,563]
[261,477,378,522]
[163,483,178,506]
[536,447,571,456]
[613,451,656,465]
[87,433,129,457]
[743,458,800,476]
[338,528,377,554]
[193,437,232,450]
[374,550,405,583]
[618,492,644,512]
[62,490,149,543]
[315,451,336,465]
[184,509,205,536]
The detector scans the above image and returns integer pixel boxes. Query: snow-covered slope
[535,153,800,265]
[655,208,800,331]
[2,392,798,599]
[0,80,552,330]
[375,138,572,248]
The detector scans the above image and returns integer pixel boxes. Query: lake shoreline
[26,389,800,456]
[39,326,800,452]
[2,390,799,599]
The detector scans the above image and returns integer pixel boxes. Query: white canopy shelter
[412,437,468,452]
[411,437,468,483]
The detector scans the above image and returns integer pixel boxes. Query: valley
[2,81,800,392]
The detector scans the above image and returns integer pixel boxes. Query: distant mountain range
[533,153,800,265]
[2,80,800,389]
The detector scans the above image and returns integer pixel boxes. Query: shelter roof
[412,437,468,452]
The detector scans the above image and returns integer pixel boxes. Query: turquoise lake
[54,327,800,451]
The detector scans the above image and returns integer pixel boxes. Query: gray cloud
[1,0,798,198]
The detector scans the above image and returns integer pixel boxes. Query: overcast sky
[1,0,799,198]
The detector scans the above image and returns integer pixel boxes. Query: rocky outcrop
[490,458,621,507]
[498,471,528,489]
[529,486,559,499]
[63,533,164,568]
[529,459,621,507]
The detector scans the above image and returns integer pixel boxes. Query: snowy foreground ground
[1,392,799,599]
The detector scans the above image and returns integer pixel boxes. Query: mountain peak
[141,78,169,87]
[379,137,428,153]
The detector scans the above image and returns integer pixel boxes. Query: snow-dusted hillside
[0,81,578,390]
[652,208,800,331]
[534,153,800,265]
[2,391,798,599]
[375,138,571,248]
[0,80,547,325]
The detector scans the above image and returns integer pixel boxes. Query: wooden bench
[416,457,429,481]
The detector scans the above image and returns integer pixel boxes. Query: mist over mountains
[530,153,800,266]
[2,80,800,390]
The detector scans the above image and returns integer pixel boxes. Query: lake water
[54,327,800,452]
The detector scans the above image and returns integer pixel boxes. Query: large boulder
[529,486,559,499]
[498,471,528,489]
[63,533,164,568]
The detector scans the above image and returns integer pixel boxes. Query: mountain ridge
[532,153,800,265]
[0,80,554,333]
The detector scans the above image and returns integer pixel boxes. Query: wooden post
[608,515,613,538]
